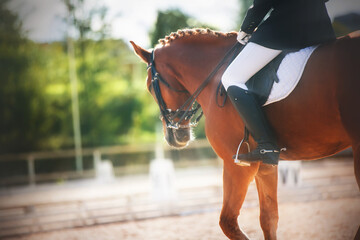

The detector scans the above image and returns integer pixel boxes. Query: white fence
[0,139,214,186]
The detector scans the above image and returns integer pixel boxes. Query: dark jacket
[241,0,336,50]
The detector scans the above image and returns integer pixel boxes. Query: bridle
[147,51,202,129]
[147,42,242,130]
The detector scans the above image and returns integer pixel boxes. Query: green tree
[236,0,253,29]
[0,1,51,153]
[36,42,73,150]
[63,0,155,147]
[150,9,215,47]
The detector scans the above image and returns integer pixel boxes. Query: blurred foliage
[149,9,216,47]
[237,0,253,29]
[63,0,110,41]
[0,0,159,154]
[0,1,50,153]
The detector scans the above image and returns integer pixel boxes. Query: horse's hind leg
[340,116,360,239]
[255,164,279,240]
[353,142,360,190]
[219,165,258,240]
[352,142,360,240]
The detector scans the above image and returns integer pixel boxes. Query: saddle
[245,51,289,106]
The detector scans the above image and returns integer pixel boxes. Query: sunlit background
[0,0,360,239]
[8,0,360,46]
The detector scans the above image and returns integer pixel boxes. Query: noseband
[147,42,242,130]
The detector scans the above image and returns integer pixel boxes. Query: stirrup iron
[234,138,251,166]
[234,127,251,167]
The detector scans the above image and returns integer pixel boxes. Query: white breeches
[222,42,282,91]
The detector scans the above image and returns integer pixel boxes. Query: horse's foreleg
[255,164,279,240]
[220,165,258,240]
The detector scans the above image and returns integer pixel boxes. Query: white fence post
[278,161,302,187]
[27,155,35,186]
[93,150,101,177]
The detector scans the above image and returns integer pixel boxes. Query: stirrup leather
[234,146,286,167]
[260,149,280,154]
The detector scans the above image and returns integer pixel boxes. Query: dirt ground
[8,197,360,240]
[1,158,359,240]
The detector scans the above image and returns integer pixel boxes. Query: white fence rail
[0,139,213,186]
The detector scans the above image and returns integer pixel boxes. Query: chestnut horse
[131,29,360,240]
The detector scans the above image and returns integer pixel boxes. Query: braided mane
[158,28,237,46]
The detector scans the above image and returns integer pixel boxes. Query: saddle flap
[246,52,288,106]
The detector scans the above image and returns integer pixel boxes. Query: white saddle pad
[264,46,317,106]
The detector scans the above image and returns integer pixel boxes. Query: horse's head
[130,41,193,148]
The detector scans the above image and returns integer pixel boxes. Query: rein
[148,42,243,130]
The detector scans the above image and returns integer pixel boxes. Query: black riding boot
[227,85,280,165]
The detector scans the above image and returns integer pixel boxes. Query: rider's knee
[221,68,248,91]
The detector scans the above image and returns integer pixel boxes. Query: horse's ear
[130,41,151,64]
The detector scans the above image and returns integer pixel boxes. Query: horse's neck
[176,41,236,109]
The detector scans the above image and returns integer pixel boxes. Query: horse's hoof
[234,159,251,167]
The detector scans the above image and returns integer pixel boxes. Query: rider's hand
[237,31,250,45]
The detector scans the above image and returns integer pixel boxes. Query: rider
[222,0,335,165]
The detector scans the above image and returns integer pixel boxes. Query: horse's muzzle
[165,127,191,148]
